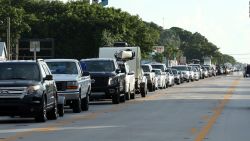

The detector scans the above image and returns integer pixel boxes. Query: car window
[0,63,40,81]
[47,62,78,74]
[83,60,115,72]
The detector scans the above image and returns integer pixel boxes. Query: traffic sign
[101,0,108,6]
[30,41,40,52]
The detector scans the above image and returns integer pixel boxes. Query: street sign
[101,0,108,6]
[30,41,40,52]
[153,46,164,53]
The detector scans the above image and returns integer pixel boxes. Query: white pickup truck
[117,61,136,100]
[45,59,91,113]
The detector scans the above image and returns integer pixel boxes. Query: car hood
[89,72,116,77]
[52,74,78,81]
[0,80,40,87]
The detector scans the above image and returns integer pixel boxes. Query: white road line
[0,125,122,134]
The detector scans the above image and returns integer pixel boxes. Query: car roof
[44,59,79,63]
[0,60,36,63]
[80,58,115,61]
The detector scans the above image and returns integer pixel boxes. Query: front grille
[0,87,26,98]
[91,77,109,87]
[56,82,67,91]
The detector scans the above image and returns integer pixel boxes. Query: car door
[41,63,55,107]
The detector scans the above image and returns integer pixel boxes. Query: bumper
[91,85,118,98]
[58,90,80,100]
[0,95,42,116]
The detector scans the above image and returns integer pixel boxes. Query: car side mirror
[116,69,121,74]
[128,71,135,75]
[82,71,90,76]
[44,75,53,81]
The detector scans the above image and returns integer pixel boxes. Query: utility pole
[7,17,10,60]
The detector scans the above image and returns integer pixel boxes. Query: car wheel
[81,94,89,111]
[58,104,64,117]
[47,98,58,120]
[73,97,82,113]
[35,96,47,122]
[112,89,120,104]
[125,86,131,100]
[120,93,126,103]
[141,85,147,98]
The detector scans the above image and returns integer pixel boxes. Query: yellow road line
[194,79,240,141]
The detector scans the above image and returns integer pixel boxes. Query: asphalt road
[0,72,249,141]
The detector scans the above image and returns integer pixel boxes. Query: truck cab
[141,64,156,92]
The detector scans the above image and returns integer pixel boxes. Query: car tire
[81,94,89,111]
[73,97,82,113]
[125,86,131,100]
[47,98,58,120]
[112,89,120,104]
[35,96,47,122]
[130,89,135,99]
[58,104,64,117]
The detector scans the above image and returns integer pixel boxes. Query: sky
[64,0,250,63]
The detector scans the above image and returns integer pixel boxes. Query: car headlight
[67,81,78,89]
[27,85,41,94]
[108,77,116,86]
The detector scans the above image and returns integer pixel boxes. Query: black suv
[0,59,64,122]
[80,58,126,104]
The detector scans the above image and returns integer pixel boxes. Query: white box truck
[99,46,147,97]
[0,42,7,61]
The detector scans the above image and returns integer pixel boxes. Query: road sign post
[30,41,40,60]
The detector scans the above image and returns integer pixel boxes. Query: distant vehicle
[172,65,191,82]
[0,60,64,122]
[150,63,169,88]
[172,69,181,85]
[166,68,175,86]
[81,58,126,104]
[203,65,213,77]
[152,69,166,89]
[193,67,200,81]
[201,66,209,78]
[187,66,195,81]
[141,64,156,92]
[45,59,91,113]
[189,64,204,79]
[244,65,250,77]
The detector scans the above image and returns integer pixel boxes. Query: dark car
[80,58,126,104]
[0,60,64,122]
[244,65,250,77]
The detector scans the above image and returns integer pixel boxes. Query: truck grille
[0,87,26,98]
[91,77,109,87]
[56,81,67,91]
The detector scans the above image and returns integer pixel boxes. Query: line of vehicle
[193,79,240,141]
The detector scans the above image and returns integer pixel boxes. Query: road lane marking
[0,126,121,134]
[194,79,240,141]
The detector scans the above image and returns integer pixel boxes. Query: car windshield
[172,69,178,74]
[172,66,188,71]
[0,63,40,81]
[151,65,164,72]
[47,62,78,74]
[153,69,161,75]
[141,65,150,72]
[83,60,115,72]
